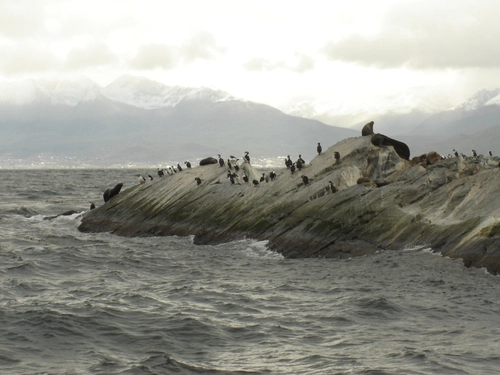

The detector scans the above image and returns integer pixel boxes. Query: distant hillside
[0,76,357,167]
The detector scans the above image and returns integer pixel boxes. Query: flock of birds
[133,143,341,195]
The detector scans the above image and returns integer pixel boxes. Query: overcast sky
[1,0,499,109]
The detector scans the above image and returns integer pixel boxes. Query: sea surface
[1,169,500,375]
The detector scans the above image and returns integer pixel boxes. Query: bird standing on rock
[334,152,340,163]
[195,177,202,185]
[317,142,322,155]
[301,175,309,185]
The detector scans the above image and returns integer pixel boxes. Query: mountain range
[0,76,357,168]
[288,87,500,157]
[1,76,500,168]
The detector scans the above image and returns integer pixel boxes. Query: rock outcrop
[79,136,500,274]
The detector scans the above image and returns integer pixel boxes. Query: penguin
[184,161,192,168]
[218,155,225,167]
[301,175,309,185]
[290,163,296,174]
[227,159,233,169]
[244,151,250,163]
[90,202,96,210]
[317,142,322,155]
[285,155,292,168]
[260,173,265,182]
[489,151,493,157]
[270,171,277,181]
[234,162,240,172]
[296,159,303,171]
[328,181,337,193]
[138,175,146,184]
[157,168,164,178]
[298,154,305,164]
[177,163,183,172]
[252,179,259,186]
[242,175,249,183]
[148,174,154,181]
[195,177,202,185]
[453,149,459,158]
[472,150,477,158]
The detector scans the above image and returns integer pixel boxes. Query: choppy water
[1,169,500,375]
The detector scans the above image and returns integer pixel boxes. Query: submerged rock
[79,136,500,274]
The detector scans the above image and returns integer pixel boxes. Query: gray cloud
[130,44,178,70]
[0,1,45,38]
[0,44,60,74]
[131,32,225,71]
[65,43,119,69]
[323,0,500,69]
[244,53,315,73]
[180,31,226,62]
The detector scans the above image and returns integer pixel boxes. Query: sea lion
[361,121,374,136]
[103,183,123,203]
[357,177,378,187]
[370,133,410,160]
[426,151,441,166]
[199,157,218,166]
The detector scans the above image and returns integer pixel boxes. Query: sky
[1,0,500,110]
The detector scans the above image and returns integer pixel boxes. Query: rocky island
[79,133,500,274]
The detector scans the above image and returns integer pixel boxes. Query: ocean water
[1,169,500,375]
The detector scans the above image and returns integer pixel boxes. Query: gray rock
[79,136,500,274]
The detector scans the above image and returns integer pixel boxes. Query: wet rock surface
[79,136,500,274]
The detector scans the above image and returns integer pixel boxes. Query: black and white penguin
[298,154,305,164]
[285,155,292,168]
[453,149,459,158]
[242,175,249,183]
[148,174,154,181]
[90,202,96,210]
[317,142,322,155]
[184,161,192,168]
[489,151,493,157]
[270,171,277,181]
[227,159,233,169]
[290,163,296,174]
[328,181,337,193]
[260,173,265,182]
[472,150,477,158]
[138,174,146,184]
[234,162,240,172]
[252,179,259,186]
[195,177,202,185]
[296,159,303,171]
[301,175,309,185]
[218,154,225,167]
[177,163,183,172]
[244,151,250,163]
[157,168,164,178]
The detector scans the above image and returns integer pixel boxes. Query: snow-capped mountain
[452,88,500,111]
[286,86,456,125]
[0,75,357,168]
[101,75,236,109]
[0,76,102,106]
[0,75,236,109]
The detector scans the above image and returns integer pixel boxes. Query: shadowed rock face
[79,136,500,274]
